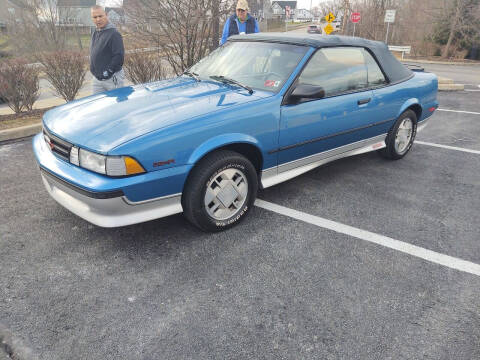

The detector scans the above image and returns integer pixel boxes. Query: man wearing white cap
[220,0,259,45]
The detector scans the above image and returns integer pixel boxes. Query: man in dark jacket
[220,0,259,45]
[90,5,125,94]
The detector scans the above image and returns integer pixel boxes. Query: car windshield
[189,41,308,93]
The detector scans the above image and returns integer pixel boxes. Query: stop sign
[351,12,361,23]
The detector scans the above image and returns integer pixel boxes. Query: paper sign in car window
[264,80,281,87]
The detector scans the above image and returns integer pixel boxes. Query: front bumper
[33,133,188,227]
[40,169,182,227]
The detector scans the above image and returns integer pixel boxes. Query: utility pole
[309,0,312,23]
[341,0,351,35]
[211,0,219,51]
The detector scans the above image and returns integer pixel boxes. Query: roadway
[1,87,480,360]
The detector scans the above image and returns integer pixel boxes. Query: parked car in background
[33,34,438,232]
[307,25,321,34]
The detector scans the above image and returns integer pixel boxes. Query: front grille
[43,127,73,162]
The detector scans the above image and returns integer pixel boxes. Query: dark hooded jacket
[90,23,124,80]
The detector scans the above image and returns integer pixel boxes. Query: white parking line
[438,108,480,115]
[415,141,480,154]
[255,199,480,277]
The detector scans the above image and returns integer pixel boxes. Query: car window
[363,50,387,86]
[298,47,369,97]
[190,41,308,93]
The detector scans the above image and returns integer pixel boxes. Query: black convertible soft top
[230,33,413,84]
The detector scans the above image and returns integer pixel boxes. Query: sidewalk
[0,89,93,116]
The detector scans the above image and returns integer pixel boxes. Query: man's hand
[101,69,114,80]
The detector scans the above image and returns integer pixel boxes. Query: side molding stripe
[268,118,394,154]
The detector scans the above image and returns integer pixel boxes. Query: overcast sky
[297,0,329,10]
[101,0,330,10]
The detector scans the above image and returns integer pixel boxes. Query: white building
[271,1,297,20]
[296,8,313,21]
[57,0,96,26]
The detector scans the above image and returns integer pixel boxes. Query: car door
[277,47,388,167]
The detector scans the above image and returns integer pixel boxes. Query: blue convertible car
[33,34,438,231]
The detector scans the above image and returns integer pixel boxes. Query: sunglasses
[237,9,246,12]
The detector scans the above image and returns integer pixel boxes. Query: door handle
[358,98,371,105]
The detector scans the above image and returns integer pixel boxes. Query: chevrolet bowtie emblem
[44,135,54,150]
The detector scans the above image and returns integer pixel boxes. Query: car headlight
[79,148,106,174]
[73,148,145,176]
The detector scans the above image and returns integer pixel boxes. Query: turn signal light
[125,157,145,175]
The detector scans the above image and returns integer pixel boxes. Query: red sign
[351,12,361,23]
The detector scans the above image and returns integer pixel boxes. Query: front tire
[380,109,417,160]
[182,150,258,232]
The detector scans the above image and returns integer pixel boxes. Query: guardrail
[388,45,411,60]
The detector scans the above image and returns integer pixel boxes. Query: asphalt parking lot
[1,90,479,359]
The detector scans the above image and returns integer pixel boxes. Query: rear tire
[182,150,258,232]
[380,109,417,160]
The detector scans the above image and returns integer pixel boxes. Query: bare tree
[125,0,232,75]
[316,0,344,22]
[332,0,479,59]
[123,50,167,84]
[441,0,480,58]
[340,0,351,34]
[36,51,87,102]
[0,59,39,113]
[6,0,81,56]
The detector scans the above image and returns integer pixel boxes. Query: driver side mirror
[289,84,325,104]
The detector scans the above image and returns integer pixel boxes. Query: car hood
[43,77,273,153]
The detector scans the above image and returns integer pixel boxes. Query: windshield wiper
[183,70,200,82]
[209,75,253,94]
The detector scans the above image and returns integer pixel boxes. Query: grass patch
[66,34,91,50]
[0,34,8,46]
[0,108,52,130]
[0,34,11,53]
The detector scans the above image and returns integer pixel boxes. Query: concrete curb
[439,83,465,91]
[403,59,480,66]
[438,77,454,84]
[437,76,464,91]
[0,123,42,142]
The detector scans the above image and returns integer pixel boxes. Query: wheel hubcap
[395,118,413,154]
[204,168,248,221]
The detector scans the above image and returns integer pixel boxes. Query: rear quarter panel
[372,72,438,126]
